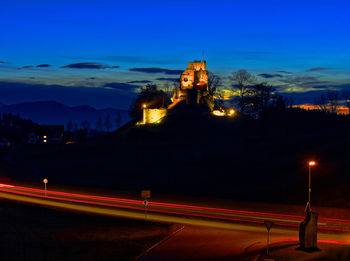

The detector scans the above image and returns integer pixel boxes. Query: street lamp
[308,161,316,209]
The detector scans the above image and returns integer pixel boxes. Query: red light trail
[1,183,350,234]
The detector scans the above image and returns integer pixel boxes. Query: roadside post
[141,190,151,220]
[264,220,274,255]
[43,178,48,197]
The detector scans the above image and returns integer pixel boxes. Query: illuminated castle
[140,60,234,124]
[169,60,215,110]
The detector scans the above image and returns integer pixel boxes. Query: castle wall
[144,108,167,124]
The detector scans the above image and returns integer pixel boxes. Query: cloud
[127,80,152,84]
[277,70,292,74]
[111,65,120,68]
[20,65,35,69]
[0,61,6,64]
[279,76,320,85]
[258,73,283,79]
[156,77,179,81]
[36,64,52,68]
[103,82,140,90]
[60,62,119,69]
[65,55,177,65]
[87,77,96,80]
[306,67,329,72]
[129,67,183,75]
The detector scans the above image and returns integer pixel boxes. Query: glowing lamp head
[43,178,48,184]
[308,161,316,166]
[143,104,147,108]
[229,109,235,115]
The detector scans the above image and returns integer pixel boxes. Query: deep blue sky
[1,0,350,109]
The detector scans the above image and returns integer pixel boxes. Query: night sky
[1,0,350,109]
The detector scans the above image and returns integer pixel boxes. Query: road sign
[141,190,151,199]
[264,220,274,255]
[143,199,148,206]
[264,220,274,231]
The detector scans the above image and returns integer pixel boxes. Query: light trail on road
[1,183,350,240]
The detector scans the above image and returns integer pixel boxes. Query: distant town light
[43,135,47,139]
[43,139,47,143]
[229,109,235,116]
[308,161,316,166]
[143,104,147,108]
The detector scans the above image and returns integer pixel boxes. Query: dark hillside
[6,109,350,207]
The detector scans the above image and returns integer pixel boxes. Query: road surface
[0,182,349,260]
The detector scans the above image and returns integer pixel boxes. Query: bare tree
[96,116,103,131]
[104,114,112,132]
[327,91,340,114]
[208,72,221,92]
[314,94,328,112]
[314,91,340,114]
[230,69,255,112]
[66,120,73,132]
[81,120,91,131]
[115,112,122,129]
[250,82,275,116]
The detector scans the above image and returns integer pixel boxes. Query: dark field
[0,199,179,261]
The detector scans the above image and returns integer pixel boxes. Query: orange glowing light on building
[212,110,225,116]
[143,104,147,108]
[228,109,235,116]
[43,178,48,184]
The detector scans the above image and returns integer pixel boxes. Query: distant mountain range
[0,101,130,129]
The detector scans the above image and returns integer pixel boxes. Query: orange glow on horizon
[293,104,349,115]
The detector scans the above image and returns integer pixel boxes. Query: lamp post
[43,178,48,197]
[308,161,316,208]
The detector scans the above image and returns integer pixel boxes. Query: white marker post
[264,220,274,256]
[143,199,148,220]
[43,178,48,197]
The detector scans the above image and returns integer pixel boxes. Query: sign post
[264,220,274,255]
[141,190,151,220]
[43,178,48,197]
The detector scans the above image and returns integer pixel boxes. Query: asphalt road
[0,182,349,260]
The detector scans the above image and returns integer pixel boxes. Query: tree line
[129,69,350,120]
[66,113,123,134]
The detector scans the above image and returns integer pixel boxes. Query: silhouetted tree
[96,116,103,131]
[66,120,73,132]
[129,84,171,120]
[230,69,255,113]
[249,83,275,117]
[314,91,340,114]
[314,94,328,113]
[115,112,122,129]
[208,72,221,92]
[73,122,78,131]
[327,91,340,114]
[104,114,112,132]
[81,120,91,131]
